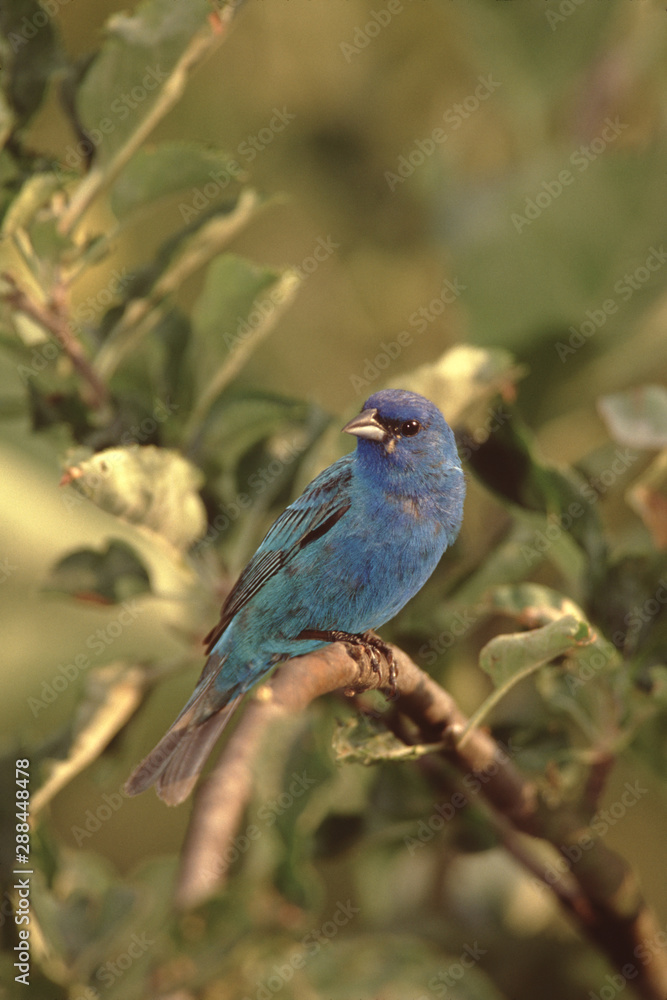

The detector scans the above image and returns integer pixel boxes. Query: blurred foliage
[1,1,667,999]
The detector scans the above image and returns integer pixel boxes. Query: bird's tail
[124,664,244,806]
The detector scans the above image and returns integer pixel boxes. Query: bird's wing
[203,454,354,654]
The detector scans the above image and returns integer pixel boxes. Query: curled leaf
[61,444,206,551]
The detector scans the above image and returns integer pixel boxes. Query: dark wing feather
[203,454,354,655]
[203,550,285,653]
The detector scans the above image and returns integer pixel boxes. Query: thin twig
[182,268,301,448]
[94,188,262,382]
[58,3,238,238]
[2,272,110,409]
[175,641,667,1000]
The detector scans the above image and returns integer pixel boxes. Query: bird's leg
[297,628,398,698]
[360,631,398,700]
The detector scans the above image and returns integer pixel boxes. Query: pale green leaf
[332,717,445,766]
[1,173,61,236]
[185,261,301,441]
[397,343,525,427]
[598,385,667,450]
[484,582,588,627]
[458,611,598,747]
[110,141,244,219]
[191,253,281,371]
[480,614,594,688]
[62,444,206,551]
[31,664,144,816]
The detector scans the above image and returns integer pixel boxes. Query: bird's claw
[299,627,398,699]
[359,631,398,700]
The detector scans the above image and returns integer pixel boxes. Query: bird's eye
[401,420,422,437]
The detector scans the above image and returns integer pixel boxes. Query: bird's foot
[297,628,398,699]
[360,631,398,700]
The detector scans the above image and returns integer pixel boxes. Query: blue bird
[125,389,465,804]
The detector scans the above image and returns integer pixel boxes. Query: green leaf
[62,444,207,550]
[110,141,244,219]
[94,188,262,379]
[200,391,317,481]
[464,407,608,592]
[30,850,176,991]
[332,717,445,765]
[598,385,667,450]
[76,0,212,168]
[480,614,594,688]
[458,605,599,746]
[485,582,589,627]
[185,259,301,442]
[0,0,63,132]
[60,0,228,235]
[191,253,281,375]
[398,342,525,427]
[306,935,509,1000]
[45,539,151,604]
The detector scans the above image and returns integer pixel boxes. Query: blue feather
[125,389,465,803]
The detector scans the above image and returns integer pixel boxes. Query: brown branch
[2,272,110,409]
[175,642,667,1000]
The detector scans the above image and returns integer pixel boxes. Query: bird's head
[343,389,463,490]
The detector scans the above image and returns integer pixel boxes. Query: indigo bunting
[126,389,465,804]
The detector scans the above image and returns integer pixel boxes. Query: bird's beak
[342,407,386,442]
